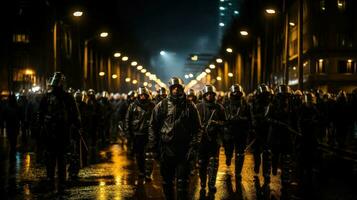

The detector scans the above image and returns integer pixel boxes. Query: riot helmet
[74,90,82,102]
[229,84,244,99]
[49,72,66,89]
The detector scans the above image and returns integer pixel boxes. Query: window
[347,60,356,73]
[337,0,346,12]
[320,0,326,11]
[316,59,326,73]
[12,34,30,43]
[338,60,348,73]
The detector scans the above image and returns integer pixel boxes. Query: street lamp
[100,32,109,38]
[137,65,143,70]
[240,30,249,36]
[226,48,233,53]
[112,74,118,79]
[216,58,223,63]
[205,69,211,73]
[141,69,147,73]
[73,11,83,17]
[184,74,189,79]
[160,51,166,56]
[217,76,222,81]
[122,56,129,61]
[99,72,105,76]
[131,61,138,66]
[265,9,276,15]
[189,73,194,78]
[114,52,121,57]
[209,64,216,69]
[125,77,131,82]
[191,55,198,61]
[228,72,233,77]
[289,22,296,27]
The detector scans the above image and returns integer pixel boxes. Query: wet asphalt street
[1,132,356,200]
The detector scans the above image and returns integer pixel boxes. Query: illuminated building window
[339,60,356,73]
[337,0,346,11]
[316,59,326,73]
[13,34,30,43]
[320,0,326,11]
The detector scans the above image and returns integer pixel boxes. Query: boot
[207,157,219,193]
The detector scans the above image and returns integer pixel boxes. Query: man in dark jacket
[148,77,202,200]
[38,72,80,192]
[196,84,226,198]
[125,87,155,181]
[224,84,251,184]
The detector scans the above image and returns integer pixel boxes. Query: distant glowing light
[265,9,276,14]
[293,66,297,70]
[234,10,239,15]
[189,73,194,78]
[160,51,166,56]
[73,11,83,17]
[145,72,151,77]
[348,59,353,63]
[216,58,223,63]
[219,7,225,11]
[289,22,295,27]
[112,74,118,79]
[217,76,222,81]
[125,77,131,82]
[137,65,143,70]
[100,32,108,38]
[143,82,148,86]
[209,64,216,69]
[99,72,105,76]
[141,69,147,73]
[219,23,225,27]
[131,61,138,66]
[114,52,121,57]
[240,30,248,36]
[319,59,324,63]
[185,74,189,79]
[228,72,233,77]
[132,80,138,84]
[122,56,129,61]
[191,55,198,61]
[226,48,233,53]
[205,69,211,73]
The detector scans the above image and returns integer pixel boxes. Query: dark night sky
[115,0,219,81]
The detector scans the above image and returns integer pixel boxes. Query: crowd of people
[1,71,357,199]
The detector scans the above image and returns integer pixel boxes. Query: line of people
[1,72,357,199]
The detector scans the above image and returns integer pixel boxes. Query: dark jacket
[148,96,202,160]
[196,100,226,141]
[125,99,155,137]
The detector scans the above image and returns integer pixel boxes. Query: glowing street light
[240,30,248,36]
[189,73,194,78]
[205,69,211,73]
[100,32,108,38]
[160,51,166,56]
[184,74,189,79]
[137,65,143,70]
[143,82,148,87]
[141,69,147,73]
[226,48,233,53]
[228,72,233,77]
[265,9,276,15]
[217,76,222,81]
[125,77,131,82]
[131,61,138,66]
[112,74,118,79]
[191,55,198,61]
[132,80,138,84]
[73,11,83,17]
[216,58,223,63]
[348,59,353,63]
[122,56,129,61]
[289,22,296,27]
[114,52,121,58]
[99,72,105,76]
[209,64,216,69]
[145,72,151,77]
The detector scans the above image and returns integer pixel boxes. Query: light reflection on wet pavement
[1,135,284,200]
